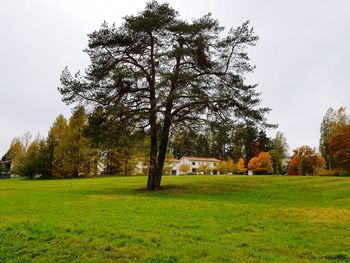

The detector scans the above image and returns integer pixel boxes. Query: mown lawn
[0,175,349,263]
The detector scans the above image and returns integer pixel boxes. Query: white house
[176,156,220,175]
[135,156,220,175]
[168,157,180,175]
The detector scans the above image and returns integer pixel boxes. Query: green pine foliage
[58,1,273,190]
[14,137,47,179]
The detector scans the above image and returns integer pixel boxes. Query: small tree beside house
[216,161,228,174]
[179,164,191,175]
[197,163,212,174]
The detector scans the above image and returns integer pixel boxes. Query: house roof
[169,157,180,162]
[181,156,220,162]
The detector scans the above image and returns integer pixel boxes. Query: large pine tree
[59,1,272,190]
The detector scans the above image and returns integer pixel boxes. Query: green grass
[0,175,349,262]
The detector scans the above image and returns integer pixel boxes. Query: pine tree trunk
[146,33,178,191]
[124,157,128,176]
[155,115,172,188]
[147,104,173,191]
[147,113,159,191]
[147,32,159,191]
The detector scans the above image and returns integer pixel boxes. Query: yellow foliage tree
[53,107,97,178]
[197,163,212,174]
[216,161,227,174]
[179,164,190,174]
[226,160,236,174]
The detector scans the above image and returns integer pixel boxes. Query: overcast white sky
[1,0,350,155]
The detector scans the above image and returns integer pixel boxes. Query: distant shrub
[179,164,190,174]
[187,172,197,175]
[315,169,339,177]
[338,170,350,177]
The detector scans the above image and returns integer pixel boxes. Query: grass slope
[0,175,349,262]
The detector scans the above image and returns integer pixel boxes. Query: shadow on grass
[63,175,350,206]
[68,177,266,204]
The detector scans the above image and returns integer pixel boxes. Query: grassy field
[0,175,349,263]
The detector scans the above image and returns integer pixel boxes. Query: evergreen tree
[15,137,46,179]
[170,129,210,159]
[209,124,231,160]
[59,1,272,190]
[85,107,146,175]
[257,130,272,153]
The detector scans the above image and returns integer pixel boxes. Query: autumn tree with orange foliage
[328,124,350,172]
[288,155,301,175]
[288,146,325,175]
[248,152,273,175]
[248,157,259,173]
[236,158,247,174]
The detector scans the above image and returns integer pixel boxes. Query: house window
[213,163,216,166]
[192,162,195,166]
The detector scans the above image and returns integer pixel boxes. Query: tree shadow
[69,177,264,203]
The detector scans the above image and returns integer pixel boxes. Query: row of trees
[173,127,288,175]
[216,152,274,175]
[2,108,95,179]
[171,125,289,175]
[171,123,273,162]
[2,109,288,178]
[285,106,350,176]
[1,107,149,179]
[216,158,247,174]
[6,106,348,178]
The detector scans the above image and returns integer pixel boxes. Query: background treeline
[288,106,350,176]
[171,124,289,175]
[1,106,290,178]
[1,107,149,179]
[3,106,348,178]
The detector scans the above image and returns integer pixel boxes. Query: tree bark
[155,114,172,188]
[147,33,159,191]
[124,157,128,176]
[147,123,159,190]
